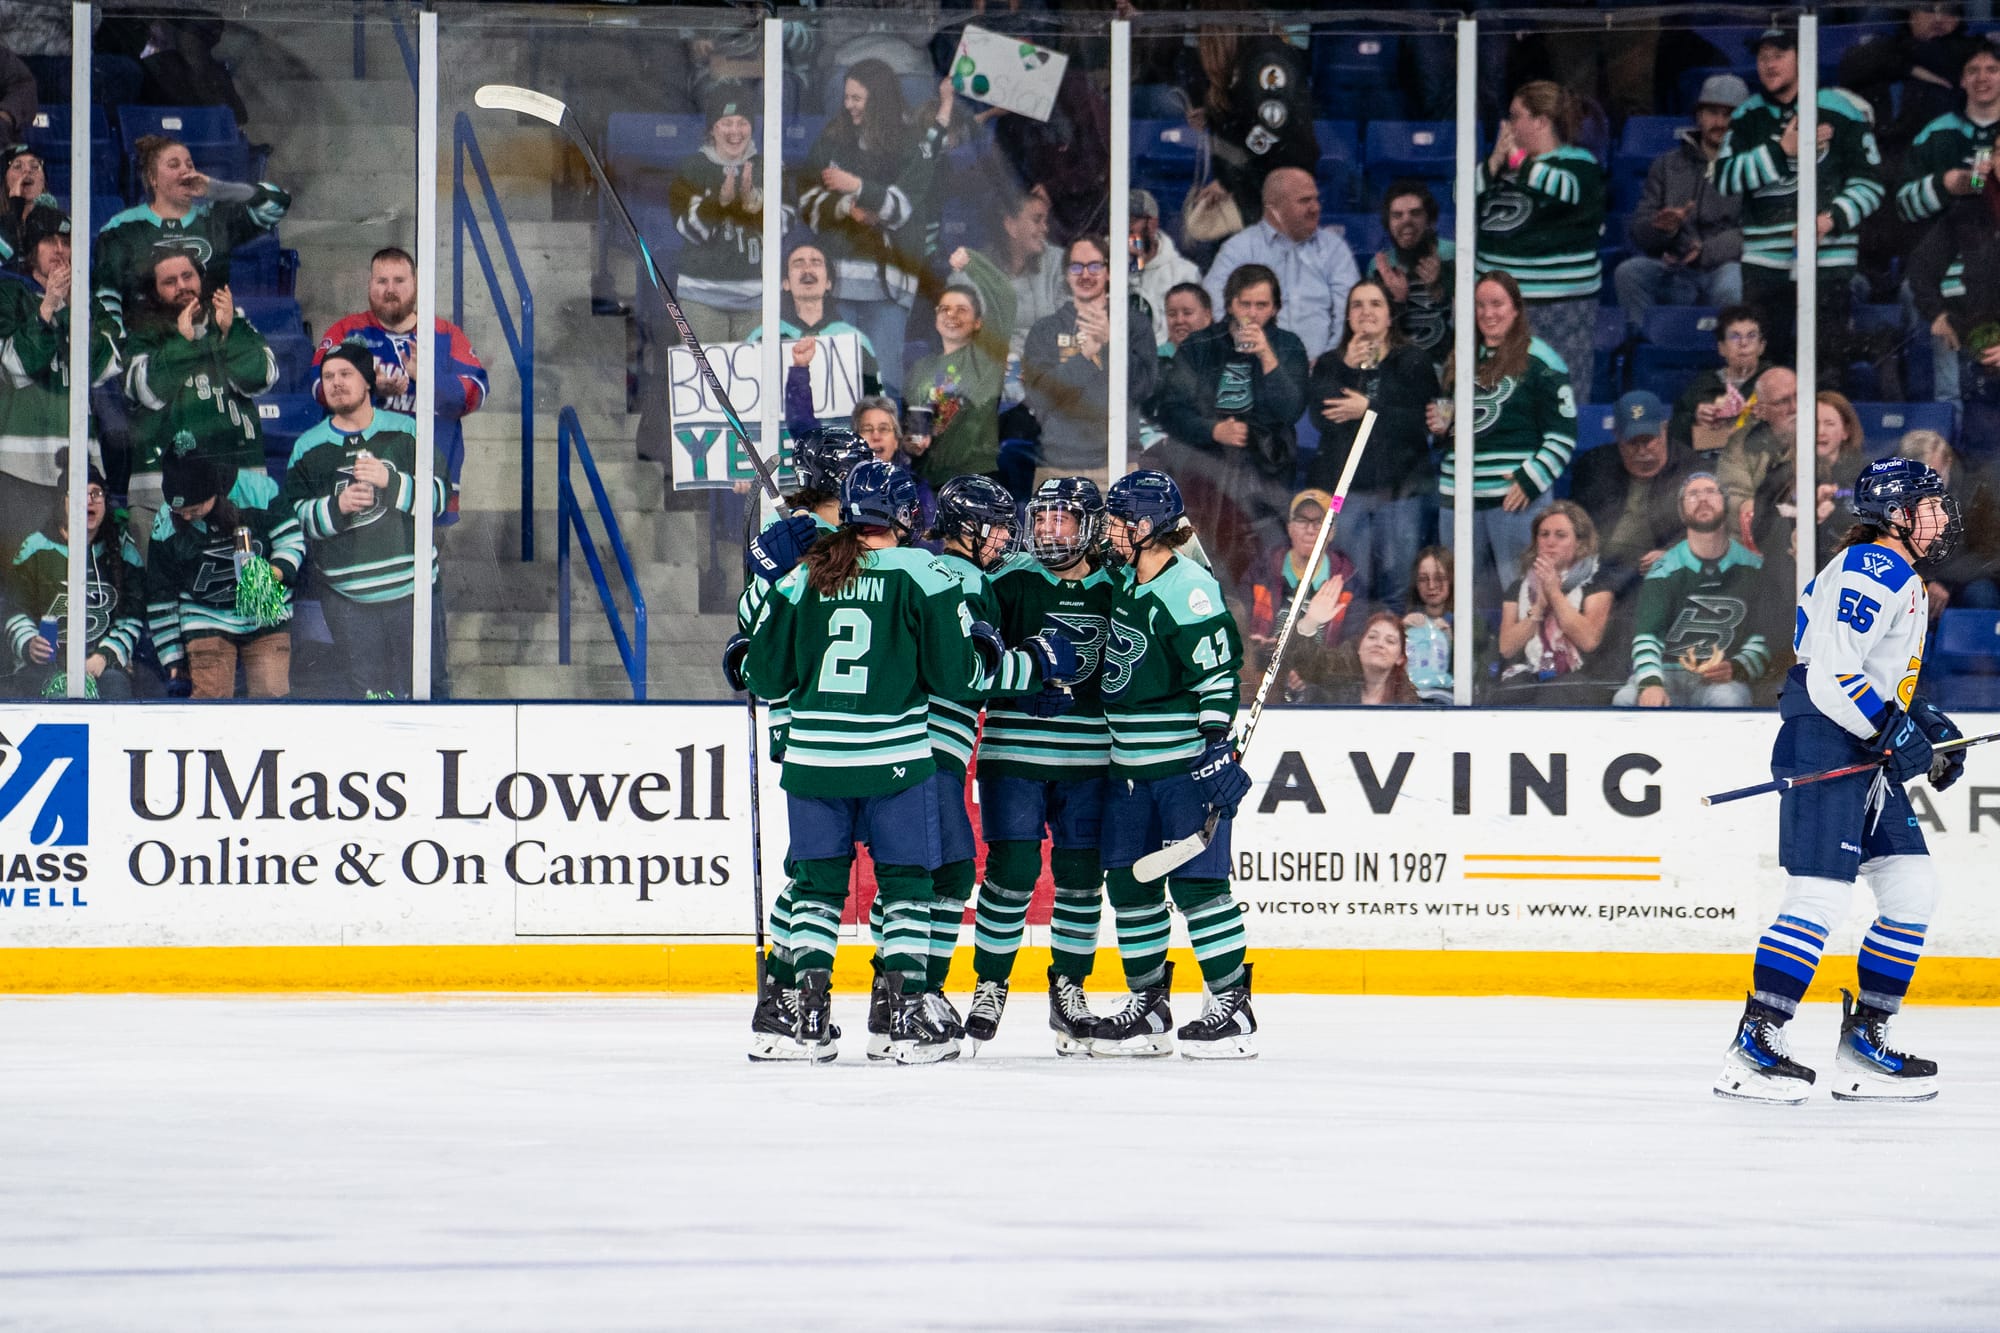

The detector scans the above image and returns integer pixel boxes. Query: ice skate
[865,956,894,1061]
[923,989,965,1059]
[788,969,839,1064]
[1713,994,1814,1103]
[746,967,805,1063]
[1831,989,1939,1102]
[1177,964,1258,1060]
[1047,969,1100,1056]
[963,979,1009,1054]
[1082,962,1175,1058]
[885,972,960,1065]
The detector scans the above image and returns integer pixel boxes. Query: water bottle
[232,526,253,580]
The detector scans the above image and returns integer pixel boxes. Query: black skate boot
[886,972,960,1065]
[1177,963,1258,1060]
[1046,968,1099,1056]
[1713,993,1814,1103]
[964,979,1010,1053]
[924,989,966,1059]
[1832,989,1939,1102]
[866,956,894,1062]
[791,969,839,1064]
[1082,962,1175,1058]
[746,965,802,1063]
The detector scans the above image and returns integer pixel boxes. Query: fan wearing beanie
[143,433,303,699]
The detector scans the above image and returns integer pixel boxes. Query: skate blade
[890,1042,961,1066]
[748,1038,837,1064]
[1082,1034,1175,1059]
[865,1033,893,1062]
[1830,1071,1939,1102]
[1180,1034,1258,1060]
[1052,1032,1092,1057]
[1712,1069,1811,1104]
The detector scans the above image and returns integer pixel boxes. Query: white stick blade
[474,85,567,125]
[1134,831,1208,884]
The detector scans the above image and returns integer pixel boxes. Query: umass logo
[0,724,90,845]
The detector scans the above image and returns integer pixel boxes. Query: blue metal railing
[452,111,536,561]
[558,407,649,700]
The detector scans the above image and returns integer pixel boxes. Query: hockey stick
[475,83,780,977]
[1133,410,1379,883]
[1701,729,2000,806]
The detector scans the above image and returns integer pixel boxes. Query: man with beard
[311,247,487,526]
[1366,179,1455,369]
[122,248,276,553]
[1613,471,1769,708]
[1614,74,1749,334]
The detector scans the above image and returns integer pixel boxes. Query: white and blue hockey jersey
[1793,542,1927,739]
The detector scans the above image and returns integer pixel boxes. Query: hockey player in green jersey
[280,341,448,699]
[964,475,1117,1055]
[732,460,1072,1064]
[1089,469,1258,1059]
[1714,27,1885,365]
[857,474,1075,1061]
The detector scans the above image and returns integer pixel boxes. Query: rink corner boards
[4,945,2000,1002]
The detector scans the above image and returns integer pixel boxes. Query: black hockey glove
[1022,630,1079,685]
[1910,696,1964,791]
[969,620,1005,679]
[1188,732,1251,819]
[1877,708,1935,787]
[1019,682,1076,718]
[721,633,751,692]
[746,513,820,584]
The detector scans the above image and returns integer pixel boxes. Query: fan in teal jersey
[855,475,1077,1061]
[964,475,1117,1055]
[728,426,875,1062]
[738,460,1068,1065]
[1088,469,1259,1060]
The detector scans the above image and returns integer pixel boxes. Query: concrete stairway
[225,13,735,703]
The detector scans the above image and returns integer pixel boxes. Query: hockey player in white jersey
[1715,458,1964,1104]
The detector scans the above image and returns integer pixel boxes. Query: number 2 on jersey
[817,607,872,694]
[1837,588,1880,633]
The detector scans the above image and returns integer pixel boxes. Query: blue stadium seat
[1932,675,2000,709]
[1312,34,1404,121]
[1849,401,1956,452]
[237,296,304,338]
[1933,609,2000,676]
[1324,211,1382,259]
[1644,306,1722,350]
[116,105,253,183]
[228,233,298,298]
[1629,307,1721,400]
[27,105,119,196]
[1313,120,1361,209]
[1364,121,1454,187]
[1133,118,1199,197]
[1614,115,1684,180]
[256,393,325,481]
[606,112,705,178]
[1576,402,1619,453]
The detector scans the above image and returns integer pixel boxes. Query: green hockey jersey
[144,501,303,665]
[1895,110,2000,303]
[0,281,119,485]
[1475,146,1606,300]
[281,410,447,605]
[736,513,837,761]
[1715,87,1885,273]
[1100,554,1243,780]
[122,312,276,475]
[929,550,1041,777]
[93,187,291,333]
[1440,337,1578,506]
[978,553,1114,780]
[745,545,991,797]
[7,528,143,669]
[1627,538,1770,689]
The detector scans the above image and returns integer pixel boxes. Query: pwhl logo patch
[0,725,89,845]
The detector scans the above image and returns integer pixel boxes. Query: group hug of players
[721,430,1257,1064]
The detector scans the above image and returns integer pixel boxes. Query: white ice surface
[1,994,1997,1331]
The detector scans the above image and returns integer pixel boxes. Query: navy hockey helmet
[1026,474,1105,570]
[838,458,922,540]
[1851,456,1961,564]
[790,427,872,499]
[1104,469,1186,555]
[933,474,1018,570]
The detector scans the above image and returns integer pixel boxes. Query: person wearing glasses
[1669,305,1778,457]
[1020,235,1158,488]
[1715,365,1801,556]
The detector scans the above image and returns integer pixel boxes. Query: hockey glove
[1020,682,1076,718]
[1188,732,1251,819]
[1911,696,1965,791]
[1877,708,1935,787]
[745,513,820,584]
[721,633,751,692]
[1022,630,1080,685]
[969,620,1006,679]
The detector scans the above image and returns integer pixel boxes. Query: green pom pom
[234,554,289,628]
[41,672,99,699]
